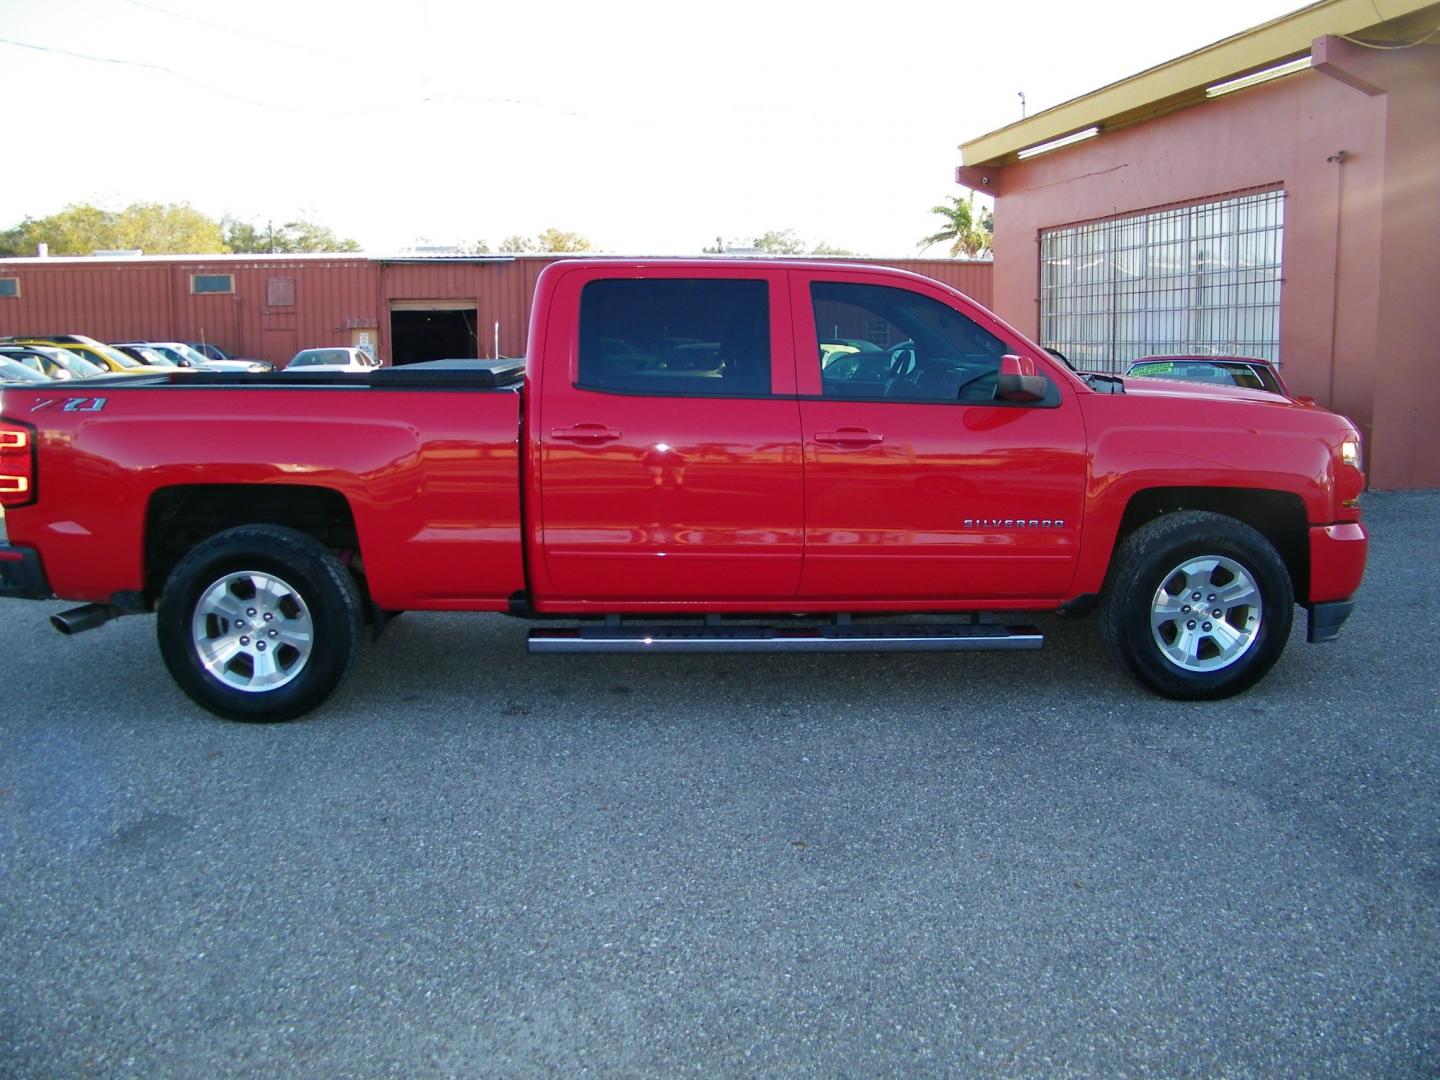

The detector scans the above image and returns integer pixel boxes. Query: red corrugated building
[0,254,992,365]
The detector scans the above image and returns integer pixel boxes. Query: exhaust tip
[50,604,116,636]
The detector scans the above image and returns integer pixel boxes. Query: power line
[113,0,346,60]
[1339,25,1439,49]
[0,34,426,116]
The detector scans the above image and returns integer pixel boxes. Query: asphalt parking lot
[1,490,1436,1077]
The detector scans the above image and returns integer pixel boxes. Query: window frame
[0,277,19,299]
[190,272,235,295]
[572,273,782,401]
[796,272,1067,409]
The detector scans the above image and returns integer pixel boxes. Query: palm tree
[919,195,994,259]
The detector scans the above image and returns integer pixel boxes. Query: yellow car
[9,335,174,376]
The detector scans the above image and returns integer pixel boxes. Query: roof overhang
[959,0,1440,168]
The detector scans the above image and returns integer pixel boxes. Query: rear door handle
[551,423,622,445]
[814,428,884,446]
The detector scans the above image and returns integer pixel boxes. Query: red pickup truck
[0,260,1367,720]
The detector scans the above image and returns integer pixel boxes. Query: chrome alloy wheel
[191,571,314,692]
[1149,556,1262,673]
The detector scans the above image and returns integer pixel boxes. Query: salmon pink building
[956,0,1439,489]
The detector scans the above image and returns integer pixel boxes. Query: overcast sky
[2,0,1303,255]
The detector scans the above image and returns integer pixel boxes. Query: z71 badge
[29,397,108,413]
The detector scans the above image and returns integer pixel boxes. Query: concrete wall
[970,42,1439,490]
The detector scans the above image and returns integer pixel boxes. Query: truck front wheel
[157,525,363,721]
[1099,511,1293,700]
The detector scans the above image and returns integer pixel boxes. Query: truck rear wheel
[157,525,362,721]
[1099,510,1293,700]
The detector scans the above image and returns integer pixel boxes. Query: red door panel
[536,266,804,602]
[792,269,1088,603]
[798,398,1086,601]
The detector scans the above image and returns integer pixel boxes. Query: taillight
[0,420,36,508]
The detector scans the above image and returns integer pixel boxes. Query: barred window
[1040,189,1283,373]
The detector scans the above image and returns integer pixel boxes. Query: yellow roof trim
[960,0,1440,166]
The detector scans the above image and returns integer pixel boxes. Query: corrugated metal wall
[0,255,993,364]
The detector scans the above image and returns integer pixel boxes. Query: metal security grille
[1040,189,1284,373]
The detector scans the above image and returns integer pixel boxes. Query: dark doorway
[390,308,478,365]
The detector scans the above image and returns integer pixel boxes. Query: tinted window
[579,278,771,396]
[0,278,18,298]
[813,282,1010,403]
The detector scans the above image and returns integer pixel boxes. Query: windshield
[37,347,103,376]
[0,357,48,382]
[289,349,350,367]
[135,347,176,366]
[169,343,214,366]
[96,345,144,369]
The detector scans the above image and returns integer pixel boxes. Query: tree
[0,202,226,255]
[919,194,994,259]
[460,239,492,255]
[702,231,859,256]
[116,202,227,253]
[498,234,536,253]
[753,229,807,255]
[222,216,361,253]
[534,228,591,253]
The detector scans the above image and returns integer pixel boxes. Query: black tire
[1098,510,1294,700]
[157,525,362,722]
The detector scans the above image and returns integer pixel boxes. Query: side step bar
[528,622,1044,654]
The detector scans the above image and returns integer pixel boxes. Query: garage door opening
[390,306,478,365]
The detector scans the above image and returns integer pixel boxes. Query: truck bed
[0,368,527,610]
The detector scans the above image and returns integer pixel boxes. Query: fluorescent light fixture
[1017,127,1100,160]
[1205,57,1312,98]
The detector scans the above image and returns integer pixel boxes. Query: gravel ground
[1,490,1436,1078]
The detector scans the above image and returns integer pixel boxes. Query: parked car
[0,259,1366,722]
[0,356,50,383]
[131,341,271,373]
[284,347,382,373]
[1123,356,1291,397]
[187,342,272,370]
[112,344,183,368]
[0,344,105,381]
[6,335,171,375]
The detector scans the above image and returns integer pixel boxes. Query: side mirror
[997,354,1047,403]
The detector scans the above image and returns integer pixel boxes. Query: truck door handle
[551,424,622,445]
[814,428,884,446]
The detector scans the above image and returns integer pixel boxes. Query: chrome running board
[528,622,1044,654]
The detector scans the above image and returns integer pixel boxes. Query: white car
[284,347,383,373]
[119,341,272,373]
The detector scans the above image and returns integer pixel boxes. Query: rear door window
[578,279,771,397]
